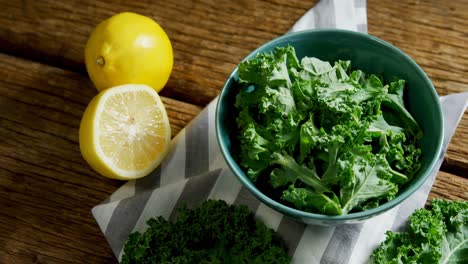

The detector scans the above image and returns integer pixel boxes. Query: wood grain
[368,0,468,95]
[428,171,468,202]
[0,0,314,106]
[0,53,202,138]
[367,0,468,173]
[0,53,200,263]
[0,0,466,173]
[445,112,468,172]
[0,0,466,263]
[0,52,465,263]
[0,1,465,102]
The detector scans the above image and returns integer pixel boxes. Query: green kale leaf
[234,46,423,215]
[372,199,467,264]
[121,200,291,264]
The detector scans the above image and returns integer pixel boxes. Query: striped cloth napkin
[92,1,468,263]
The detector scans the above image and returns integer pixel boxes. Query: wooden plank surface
[367,0,468,173]
[0,0,314,105]
[0,1,466,100]
[0,53,202,138]
[0,0,466,171]
[0,53,201,263]
[445,113,468,173]
[368,0,468,96]
[428,171,468,202]
[0,0,466,263]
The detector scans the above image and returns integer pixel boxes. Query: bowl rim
[215,28,444,221]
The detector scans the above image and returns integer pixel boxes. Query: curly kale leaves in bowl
[234,46,423,216]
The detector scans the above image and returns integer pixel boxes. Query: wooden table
[0,0,466,263]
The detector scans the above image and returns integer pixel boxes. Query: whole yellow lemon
[85,12,173,92]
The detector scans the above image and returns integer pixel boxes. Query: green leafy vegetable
[372,199,468,264]
[120,200,291,264]
[234,46,423,215]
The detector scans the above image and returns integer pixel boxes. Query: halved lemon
[79,84,171,180]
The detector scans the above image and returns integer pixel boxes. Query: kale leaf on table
[120,200,291,264]
[372,199,468,264]
[234,46,423,215]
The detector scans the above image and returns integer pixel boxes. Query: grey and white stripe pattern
[288,0,367,33]
[92,0,468,262]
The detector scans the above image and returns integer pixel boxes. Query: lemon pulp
[79,84,171,180]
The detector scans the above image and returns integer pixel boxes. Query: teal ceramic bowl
[215,29,443,225]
